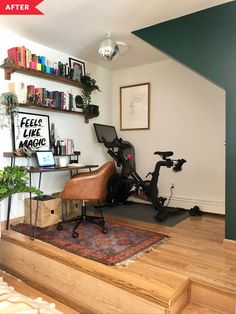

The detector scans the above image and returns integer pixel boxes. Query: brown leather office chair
[57,161,116,238]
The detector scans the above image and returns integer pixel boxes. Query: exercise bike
[94,123,187,222]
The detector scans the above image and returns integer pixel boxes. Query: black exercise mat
[101,202,190,227]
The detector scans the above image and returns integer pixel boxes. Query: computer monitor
[93,123,118,143]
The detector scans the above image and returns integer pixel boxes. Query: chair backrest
[61,161,117,201]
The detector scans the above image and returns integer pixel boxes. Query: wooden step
[2,214,236,314]
[0,230,190,314]
[189,280,236,314]
[181,280,236,313]
[182,303,223,314]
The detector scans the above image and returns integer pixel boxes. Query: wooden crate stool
[51,192,80,219]
[24,197,62,227]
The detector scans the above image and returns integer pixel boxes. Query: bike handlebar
[172,159,186,172]
[102,136,187,173]
[101,137,131,149]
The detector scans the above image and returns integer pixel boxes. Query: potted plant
[80,74,101,115]
[74,95,84,112]
[0,92,18,128]
[0,166,42,201]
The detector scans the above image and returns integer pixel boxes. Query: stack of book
[8,82,75,110]
[7,46,76,79]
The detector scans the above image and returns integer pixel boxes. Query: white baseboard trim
[129,195,225,215]
[165,195,225,215]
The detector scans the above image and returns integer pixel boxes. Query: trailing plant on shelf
[0,166,42,201]
[0,92,18,128]
[3,57,15,66]
[80,74,101,114]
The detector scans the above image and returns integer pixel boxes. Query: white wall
[0,28,226,221]
[112,60,225,214]
[0,28,112,221]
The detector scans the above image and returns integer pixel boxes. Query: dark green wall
[133,1,236,240]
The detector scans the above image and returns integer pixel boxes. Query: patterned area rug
[12,222,168,266]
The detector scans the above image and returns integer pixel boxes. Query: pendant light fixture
[98,32,119,61]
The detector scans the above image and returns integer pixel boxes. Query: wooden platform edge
[1,216,24,231]
[190,279,236,314]
[223,238,236,251]
[168,279,191,314]
[0,234,168,313]
[0,264,92,314]
[0,271,80,314]
[1,229,183,308]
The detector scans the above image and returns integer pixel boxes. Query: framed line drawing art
[69,57,86,81]
[12,112,50,150]
[120,82,150,130]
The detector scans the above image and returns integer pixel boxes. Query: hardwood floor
[126,214,236,292]
[0,213,236,313]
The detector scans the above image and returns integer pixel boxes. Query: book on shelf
[7,47,21,66]
[31,53,37,63]
[64,91,70,110]
[69,93,73,110]
[51,91,66,110]
[25,48,32,68]
[27,85,35,102]
[52,91,60,109]
[38,56,45,65]
[7,46,31,68]
[35,87,43,104]
[8,82,27,103]
[59,91,65,109]
[20,46,26,67]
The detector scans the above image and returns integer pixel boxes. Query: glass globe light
[98,32,119,61]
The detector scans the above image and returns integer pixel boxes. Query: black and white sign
[12,112,50,150]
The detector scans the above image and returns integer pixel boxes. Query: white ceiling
[0,0,232,71]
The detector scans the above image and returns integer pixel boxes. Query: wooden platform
[0,214,236,313]
[0,271,78,313]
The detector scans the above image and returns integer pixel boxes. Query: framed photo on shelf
[120,82,150,130]
[12,112,50,151]
[69,57,86,81]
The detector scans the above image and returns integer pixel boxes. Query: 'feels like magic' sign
[13,112,50,150]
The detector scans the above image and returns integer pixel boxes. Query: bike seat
[154,151,173,159]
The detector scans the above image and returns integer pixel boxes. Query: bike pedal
[189,206,202,216]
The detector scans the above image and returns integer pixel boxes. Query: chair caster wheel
[103,228,108,234]
[57,224,63,231]
[72,231,78,238]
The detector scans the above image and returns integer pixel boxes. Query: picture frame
[69,57,86,81]
[12,112,50,151]
[120,82,150,130]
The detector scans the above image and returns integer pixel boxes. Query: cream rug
[0,277,62,314]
